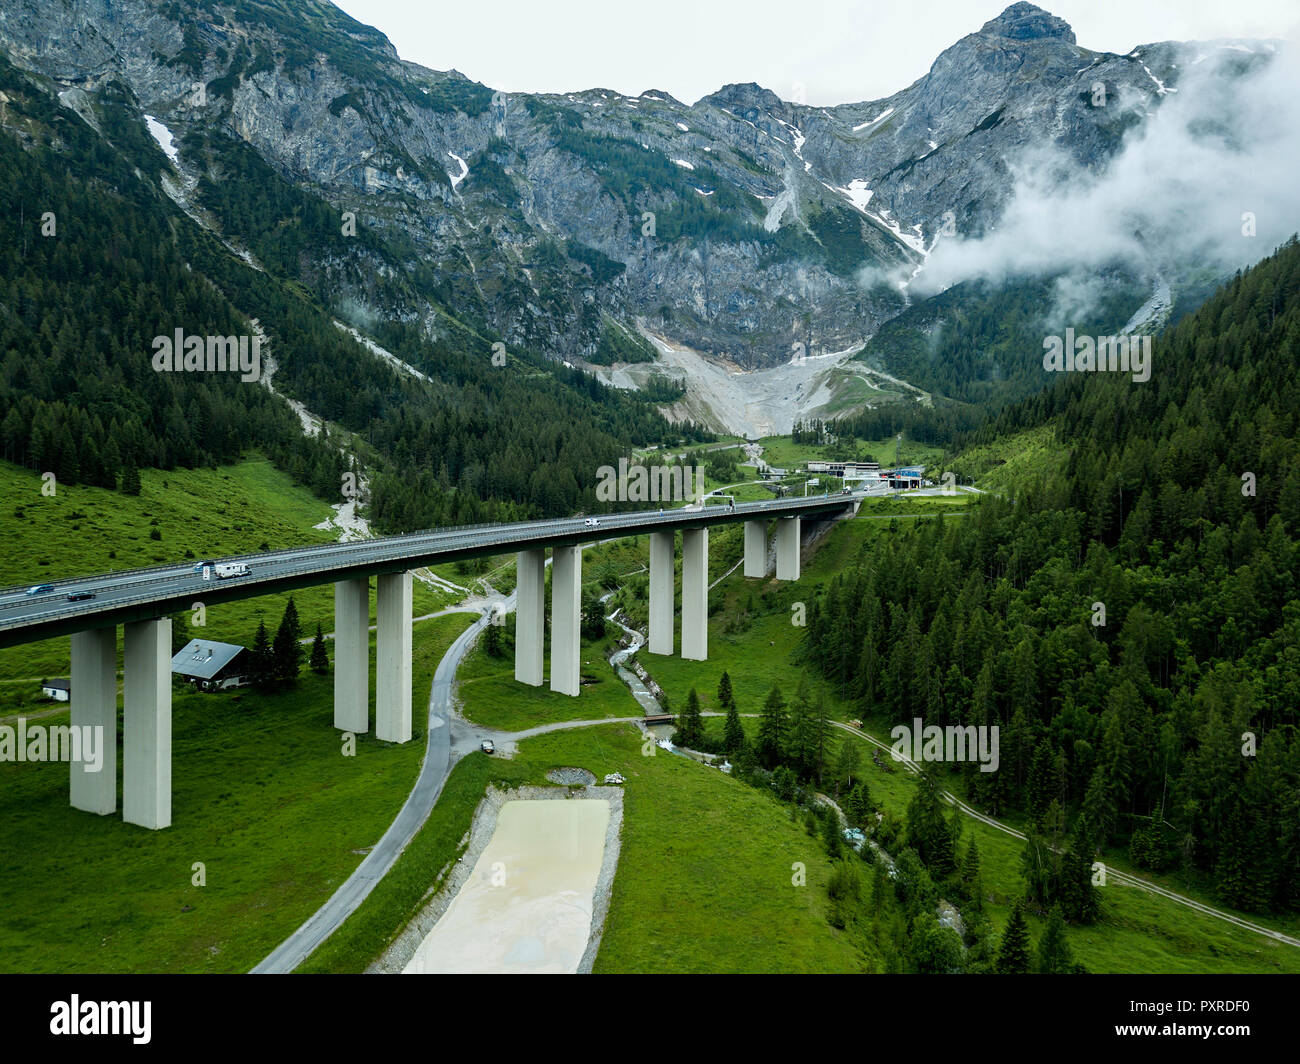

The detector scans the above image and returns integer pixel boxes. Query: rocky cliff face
[0,0,1276,383]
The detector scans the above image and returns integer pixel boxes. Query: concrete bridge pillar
[550,545,581,696]
[681,527,708,661]
[376,571,412,743]
[70,627,117,816]
[514,549,546,686]
[123,617,172,830]
[744,520,767,578]
[776,517,801,581]
[648,530,674,656]
[334,578,370,733]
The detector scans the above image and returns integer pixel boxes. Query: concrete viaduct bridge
[0,495,854,830]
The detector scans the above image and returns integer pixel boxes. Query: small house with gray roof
[171,639,249,691]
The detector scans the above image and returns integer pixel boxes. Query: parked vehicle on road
[26,584,54,596]
[481,739,495,754]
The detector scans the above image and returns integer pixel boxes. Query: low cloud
[915,43,1300,297]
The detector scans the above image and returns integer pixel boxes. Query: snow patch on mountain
[143,115,180,162]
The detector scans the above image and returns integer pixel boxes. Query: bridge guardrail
[0,495,855,609]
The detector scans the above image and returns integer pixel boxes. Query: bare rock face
[979,2,1077,43]
[0,2,1270,369]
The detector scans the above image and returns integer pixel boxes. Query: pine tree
[249,621,273,692]
[812,695,832,788]
[484,618,503,657]
[755,685,787,768]
[822,805,843,859]
[1027,739,1056,824]
[995,900,1032,974]
[1036,905,1076,974]
[723,698,745,756]
[673,688,705,749]
[905,774,956,877]
[962,836,985,912]
[786,676,815,776]
[120,461,141,496]
[845,781,873,827]
[1059,820,1101,924]
[309,623,329,674]
[272,598,304,687]
[717,671,735,713]
[837,740,861,796]
[281,597,302,645]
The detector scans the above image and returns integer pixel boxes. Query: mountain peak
[978,3,1076,44]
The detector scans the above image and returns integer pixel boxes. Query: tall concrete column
[334,578,369,733]
[776,517,801,581]
[376,571,413,744]
[648,530,674,656]
[123,618,171,830]
[550,545,581,696]
[70,627,116,816]
[681,527,708,661]
[744,520,767,578]
[515,549,546,686]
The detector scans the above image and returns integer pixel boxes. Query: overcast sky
[333,0,1296,106]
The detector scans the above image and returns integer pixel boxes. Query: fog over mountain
[0,0,1295,433]
[918,39,1300,300]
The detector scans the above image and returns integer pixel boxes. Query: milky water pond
[402,799,611,974]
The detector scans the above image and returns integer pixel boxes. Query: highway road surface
[0,493,855,648]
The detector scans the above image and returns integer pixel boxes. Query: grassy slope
[0,457,451,687]
[758,434,945,472]
[633,514,1300,973]
[0,610,475,973]
[303,723,866,974]
[945,424,1064,494]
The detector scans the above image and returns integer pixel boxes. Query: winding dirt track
[827,719,1300,950]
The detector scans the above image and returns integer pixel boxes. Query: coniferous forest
[806,238,1300,913]
[0,56,707,534]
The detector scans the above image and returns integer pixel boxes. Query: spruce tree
[755,685,787,768]
[995,899,1032,974]
[272,599,304,687]
[846,781,873,827]
[1036,905,1076,974]
[249,621,273,692]
[717,671,735,713]
[484,618,503,657]
[786,676,814,777]
[812,695,832,788]
[836,738,861,795]
[673,688,704,749]
[905,774,956,877]
[309,623,329,674]
[723,698,745,756]
[822,805,843,859]
[1059,820,1101,924]
[962,836,984,910]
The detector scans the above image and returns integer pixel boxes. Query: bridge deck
[0,495,854,648]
